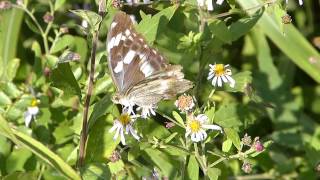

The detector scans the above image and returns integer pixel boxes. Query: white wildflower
[208,63,235,88]
[185,114,222,142]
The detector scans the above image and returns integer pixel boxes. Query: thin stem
[230,173,275,180]
[77,30,99,168]
[13,4,49,54]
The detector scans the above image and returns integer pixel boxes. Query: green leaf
[224,71,252,92]
[136,5,178,43]
[6,148,32,174]
[237,0,320,83]
[3,171,38,180]
[6,58,20,81]
[0,91,12,106]
[224,128,241,150]
[0,9,24,81]
[50,63,81,100]
[172,111,185,128]
[81,163,111,180]
[0,115,18,143]
[214,103,243,128]
[10,129,81,180]
[54,0,66,11]
[86,115,119,163]
[207,167,221,180]
[222,138,233,152]
[50,35,74,54]
[70,10,102,32]
[208,9,263,44]
[187,155,199,180]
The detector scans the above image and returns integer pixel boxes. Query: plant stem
[77,30,99,168]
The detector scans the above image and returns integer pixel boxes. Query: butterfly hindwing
[107,11,167,93]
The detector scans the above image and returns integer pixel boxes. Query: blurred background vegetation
[0,0,320,179]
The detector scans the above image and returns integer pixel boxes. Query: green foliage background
[0,0,320,179]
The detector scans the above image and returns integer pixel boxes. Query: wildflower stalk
[77,30,99,168]
[77,2,106,168]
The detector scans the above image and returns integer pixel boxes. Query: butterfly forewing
[107,11,167,93]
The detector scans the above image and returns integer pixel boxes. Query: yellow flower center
[119,114,131,125]
[188,120,201,133]
[31,99,38,107]
[214,64,225,76]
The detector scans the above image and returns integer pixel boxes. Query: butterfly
[107,11,193,118]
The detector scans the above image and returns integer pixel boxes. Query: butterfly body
[107,11,193,117]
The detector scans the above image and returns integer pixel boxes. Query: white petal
[197,114,208,123]
[299,0,303,5]
[109,124,118,133]
[113,126,121,140]
[221,75,228,83]
[208,72,214,80]
[185,129,191,138]
[120,130,126,145]
[203,124,223,133]
[206,0,213,11]
[200,130,207,140]
[24,112,32,127]
[217,77,222,87]
[212,76,218,86]
[191,133,198,142]
[216,0,224,5]
[225,75,235,88]
[197,0,205,6]
[129,126,140,140]
[28,106,39,115]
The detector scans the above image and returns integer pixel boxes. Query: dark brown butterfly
[107,11,193,118]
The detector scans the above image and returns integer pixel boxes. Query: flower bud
[0,1,12,10]
[242,162,252,173]
[43,12,54,23]
[108,150,120,162]
[241,133,252,146]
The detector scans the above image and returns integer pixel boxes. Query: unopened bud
[242,162,252,173]
[253,137,264,152]
[59,26,69,34]
[165,122,175,129]
[0,1,12,10]
[43,12,54,23]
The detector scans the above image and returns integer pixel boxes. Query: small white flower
[206,0,213,11]
[185,114,222,142]
[24,99,39,127]
[285,0,303,6]
[208,63,235,88]
[137,105,156,119]
[175,94,195,112]
[117,97,135,115]
[109,111,140,145]
[81,20,88,28]
[216,0,224,5]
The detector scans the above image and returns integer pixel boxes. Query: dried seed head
[282,14,292,24]
[175,94,195,112]
[241,133,252,146]
[108,150,121,162]
[112,0,122,8]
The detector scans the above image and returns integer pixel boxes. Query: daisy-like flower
[197,0,213,11]
[175,94,195,112]
[208,63,235,88]
[136,105,156,119]
[185,114,222,142]
[286,0,303,6]
[109,111,140,145]
[24,98,39,127]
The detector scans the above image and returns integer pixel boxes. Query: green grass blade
[237,0,320,83]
